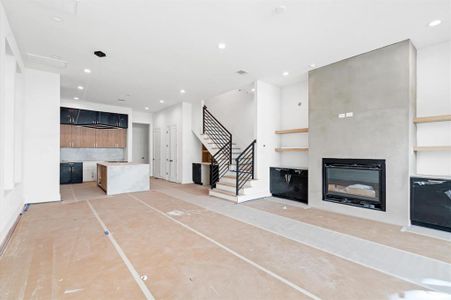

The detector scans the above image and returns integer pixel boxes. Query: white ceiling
[3,0,450,112]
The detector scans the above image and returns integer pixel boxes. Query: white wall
[0,0,26,246]
[23,69,60,204]
[416,41,451,176]
[279,80,309,168]
[204,86,256,148]
[255,81,281,193]
[182,102,201,184]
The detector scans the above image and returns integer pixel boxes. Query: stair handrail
[210,141,232,188]
[235,139,256,196]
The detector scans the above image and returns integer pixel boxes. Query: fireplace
[323,158,386,211]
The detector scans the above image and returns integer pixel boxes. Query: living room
[0,1,450,299]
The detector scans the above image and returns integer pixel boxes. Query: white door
[153,128,161,178]
[166,125,177,182]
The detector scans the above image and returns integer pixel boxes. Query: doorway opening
[132,123,150,164]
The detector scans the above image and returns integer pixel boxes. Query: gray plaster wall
[308,40,416,226]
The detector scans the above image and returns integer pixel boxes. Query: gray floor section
[155,184,451,294]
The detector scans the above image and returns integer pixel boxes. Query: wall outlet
[346,112,354,118]
[338,113,346,119]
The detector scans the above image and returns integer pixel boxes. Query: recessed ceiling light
[180,89,186,94]
[52,16,63,22]
[84,68,91,74]
[159,100,165,104]
[282,71,289,76]
[218,43,226,50]
[145,107,149,110]
[309,64,316,68]
[77,85,84,90]
[251,88,255,92]
[428,19,442,27]
[274,5,287,14]
[73,97,79,100]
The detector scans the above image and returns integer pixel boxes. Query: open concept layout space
[0,1,450,299]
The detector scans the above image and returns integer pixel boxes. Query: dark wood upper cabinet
[60,107,128,129]
[98,112,119,127]
[76,109,98,125]
[60,107,79,124]
[118,114,128,128]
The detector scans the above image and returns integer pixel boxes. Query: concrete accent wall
[308,40,416,226]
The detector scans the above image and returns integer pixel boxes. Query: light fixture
[428,19,442,27]
[73,97,79,100]
[159,99,165,104]
[274,5,287,14]
[309,64,316,68]
[52,16,63,22]
[251,88,255,92]
[218,42,226,50]
[180,89,186,94]
[77,85,84,90]
[145,107,149,110]
[84,68,91,74]
[282,71,289,76]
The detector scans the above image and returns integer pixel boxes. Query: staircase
[197,106,268,203]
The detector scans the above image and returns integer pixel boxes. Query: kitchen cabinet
[60,162,83,184]
[95,129,125,148]
[270,167,308,204]
[60,108,79,124]
[98,112,119,127]
[76,109,98,126]
[72,126,96,148]
[60,125,72,147]
[118,114,128,128]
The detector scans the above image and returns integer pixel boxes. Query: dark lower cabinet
[60,162,83,184]
[411,177,451,232]
[192,163,202,185]
[270,167,308,203]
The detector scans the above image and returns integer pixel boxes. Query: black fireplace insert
[323,158,386,211]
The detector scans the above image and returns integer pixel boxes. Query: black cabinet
[270,167,308,203]
[76,109,98,125]
[60,162,83,184]
[193,163,202,185]
[60,107,79,124]
[98,112,119,127]
[118,114,128,128]
[411,177,451,232]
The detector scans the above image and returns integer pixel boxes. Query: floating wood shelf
[275,128,309,134]
[275,147,309,152]
[414,146,451,152]
[414,115,451,124]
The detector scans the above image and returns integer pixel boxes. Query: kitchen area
[60,107,150,195]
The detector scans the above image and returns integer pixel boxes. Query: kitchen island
[97,162,150,195]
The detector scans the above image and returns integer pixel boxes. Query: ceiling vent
[94,50,107,58]
[26,53,68,69]
[236,70,248,75]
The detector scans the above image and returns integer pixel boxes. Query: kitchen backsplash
[61,148,125,162]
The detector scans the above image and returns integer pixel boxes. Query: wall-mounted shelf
[275,128,309,134]
[275,147,309,152]
[414,114,451,124]
[414,146,451,152]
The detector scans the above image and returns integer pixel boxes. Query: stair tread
[212,189,238,197]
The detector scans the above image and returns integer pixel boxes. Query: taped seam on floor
[86,200,155,300]
[128,194,321,300]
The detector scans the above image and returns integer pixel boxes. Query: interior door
[168,125,177,182]
[153,128,161,178]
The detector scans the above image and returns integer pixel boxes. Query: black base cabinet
[192,163,202,185]
[60,162,83,184]
[270,167,308,204]
[411,177,451,232]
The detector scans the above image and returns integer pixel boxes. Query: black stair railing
[203,106,232,187]
[235,140,256,195]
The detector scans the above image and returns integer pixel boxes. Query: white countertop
[97,162,148,167]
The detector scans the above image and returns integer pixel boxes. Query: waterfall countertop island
[97,162,150,195]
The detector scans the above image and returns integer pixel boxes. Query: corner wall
[308,40,417,226]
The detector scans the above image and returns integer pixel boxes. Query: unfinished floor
[1,178,450,300]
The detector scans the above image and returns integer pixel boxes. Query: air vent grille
[236,70,248,75]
